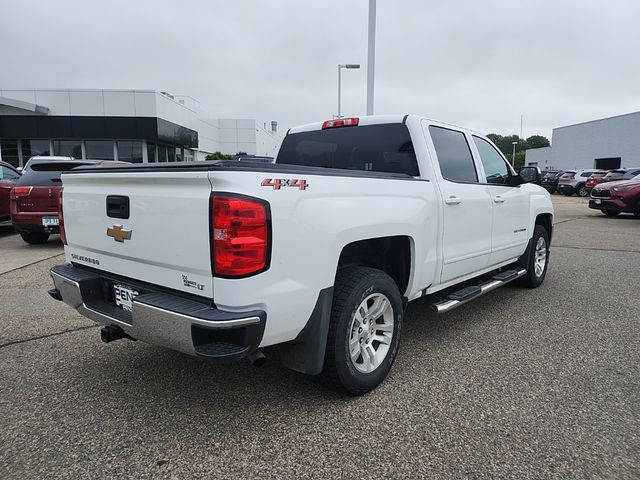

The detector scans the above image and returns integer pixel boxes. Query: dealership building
[0,88,283,167]
[525,111,640,171]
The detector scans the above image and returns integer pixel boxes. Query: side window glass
[0,166,19,180]
[429,126,478,183]
[473,136,510,185]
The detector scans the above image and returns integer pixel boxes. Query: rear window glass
[16,162,93,186]
[276,124,419,176]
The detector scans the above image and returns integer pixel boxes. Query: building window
[147,142,156,163]
[175,147,183,162]
[184,149,195,162]
[53,140,82,158]
[86,140,114,160]
[0,140,20,167]
[21,140,50,161]
[167,146,176,163]
[157,144,167,163]
[117,141,143,163]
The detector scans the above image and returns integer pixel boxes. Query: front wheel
[577,185,589,197]
[519,225,549,288]
[323,267,403,395]
[602,210,620,217]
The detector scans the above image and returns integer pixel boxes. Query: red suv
[589,174,640,217]
[0,161,22,226]
[10,159,101,244]
[584,171,609,194]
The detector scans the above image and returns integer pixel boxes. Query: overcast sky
[1,0,639,139]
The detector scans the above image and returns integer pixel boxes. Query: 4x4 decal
[261,178,309,190]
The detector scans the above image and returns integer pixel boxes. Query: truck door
[425,124,493,283]
[471,136,530,265]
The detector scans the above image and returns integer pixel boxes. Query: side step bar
[430,269,527,313]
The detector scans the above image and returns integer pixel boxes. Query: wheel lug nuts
[358,327,362,333]
[359,338,364,344]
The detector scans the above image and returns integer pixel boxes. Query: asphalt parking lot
[1,196,638,479]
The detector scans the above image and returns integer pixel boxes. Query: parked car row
[541,167,640,197]
[589,173,640,218]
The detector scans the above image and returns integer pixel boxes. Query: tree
[525,135,550,149]
[205,151,233,160]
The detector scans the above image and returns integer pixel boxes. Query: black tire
[323,267,403,395]
[576,184,589,197]
[20,231,50,245]
[518,225,549,288]
[602,210,620,217]
[562,188,574,196]
[634,201,640,219]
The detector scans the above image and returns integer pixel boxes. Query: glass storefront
[21,139,50,160]
[146,142,156,163]
[0,140,20,167]
[85,140,114,160]
[157,145,167,162]
[53,140,82,158]
[117,141,143,163]
[167,146,176,162]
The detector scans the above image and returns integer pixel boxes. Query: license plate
[114,284,139,311]
[595,199,601,204]
[42,216,59,227]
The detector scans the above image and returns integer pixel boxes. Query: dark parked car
[589,174,640,217]
[0,161,21,225]
[10,159,110,244]
[600,168,640,184]
[541,170,563,194]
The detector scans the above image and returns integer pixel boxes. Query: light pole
[366,0,376,115]
[337,63,360,118]
[511,141,518,166]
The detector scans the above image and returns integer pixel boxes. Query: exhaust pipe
[101,325,132,343]
[247,349,267,367]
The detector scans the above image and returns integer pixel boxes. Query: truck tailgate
[61,171,214,297]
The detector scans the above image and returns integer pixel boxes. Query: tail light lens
[211,194,270,277]
[59,188,67,245]
[11,186,32,198]
[322,117,359,129]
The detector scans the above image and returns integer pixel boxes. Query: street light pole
[366,0,376,115]
[337,64,360,118]
[512,141,518,166]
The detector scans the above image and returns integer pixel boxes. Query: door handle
[444,196,461,205]
[493,196,505,203]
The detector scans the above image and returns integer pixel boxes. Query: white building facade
[0,89,282,167]
[525,111,640,171]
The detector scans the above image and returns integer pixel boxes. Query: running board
[429,269,527,313]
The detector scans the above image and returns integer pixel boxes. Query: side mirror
[518,166,542,185]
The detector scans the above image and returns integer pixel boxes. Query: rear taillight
[11,186,32,198]
[59,188,67,245]
[211,194,270,277]
[321,117,359,129]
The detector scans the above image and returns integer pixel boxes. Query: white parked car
[49,115,554,394]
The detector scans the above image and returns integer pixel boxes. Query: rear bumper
[49,263,266,360]
[12,220,59,235]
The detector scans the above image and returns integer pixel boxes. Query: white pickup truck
[50,115,553,395]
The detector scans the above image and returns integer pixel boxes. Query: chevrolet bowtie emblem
[106,225,132,242]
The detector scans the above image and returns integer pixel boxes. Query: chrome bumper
[50,264,266,359]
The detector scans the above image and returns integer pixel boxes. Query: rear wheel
[20,231,50,245]
[323,267,403,395]
[577,185,589,197]
[519,225,549,288]
[562,188,574,196]
[602,210,620,217]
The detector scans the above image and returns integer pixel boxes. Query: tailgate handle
[106,195,130,219]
